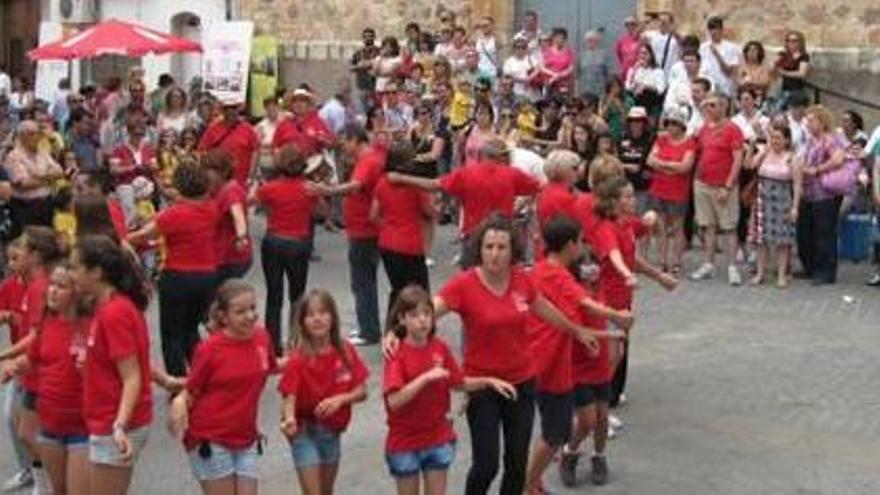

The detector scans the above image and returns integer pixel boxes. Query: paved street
[3,221,880,495]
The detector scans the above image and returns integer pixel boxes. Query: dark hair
[737,86,759,102]
[262,95,277,107]
[681,49,701,62]
[542,215,582,254]
[843,110,864,131]
[381,36,400,56]
[452,26,466,36]
[707,16,724,30]
[405,22,420,34]
[69,108,93,125]
[52,185,73,212]
[681,34,701,52]
[209,279,256,328]
[467,213,525,267]
[473,101,495,123]
[75,235,150,310]
[787,92,810,109]
[385,284,435,339]
[74,193,120,242]
[743,41,765,64]
[172,162,210,198]
[602,77,622,97]
[551,27,568,40]
[157,73,175,87]
[164,86,188,111]
[276,144,307,177]
[639,42,658,68]
[418,32,435,52]
[201,148,235,181]
[595,176,632,219]
[693,77,712,93]
[769,123,793,148]
[289,289,349,366]
[385,140,417,174]
[23,226,65,266]
[77,168,116,195]
[340,123,369,144]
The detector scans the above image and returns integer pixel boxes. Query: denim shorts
[38,430,89,448]
[188,442,260,481]
[88,426,149,467]
[385,441,456,478]
[289,423,340,468]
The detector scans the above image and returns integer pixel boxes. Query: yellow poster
[248,35,279,118]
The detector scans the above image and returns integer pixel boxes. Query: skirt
[752,177,796,247]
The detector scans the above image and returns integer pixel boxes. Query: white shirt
[731,111,770,143]
[0,72,10,96]
[699,40,741,97]
[319,97,347,135]
[474,35,499,78]
[686,109,705,137]
[503,55,540,101]
[863,125,880,155]
[645,30,681,77]
[787,114,809,158]
[625,66,667,94]
[511,147,547,184]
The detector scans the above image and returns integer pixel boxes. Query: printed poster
[201,21,255,104]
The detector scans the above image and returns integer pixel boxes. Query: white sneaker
[689,263,716,281]
[3,468,33,492]
[30,467,50,495]
[607,423,617,439]
[609,414,624,430]
[728,265,742,286]
[425,257,435,268]
[617,393,627,406]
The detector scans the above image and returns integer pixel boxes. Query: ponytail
[75,235,150,310]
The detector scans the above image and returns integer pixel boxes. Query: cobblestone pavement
[2,223,879,495]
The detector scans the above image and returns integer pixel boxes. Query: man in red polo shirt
[198,96,259,187]
[690,92,745,285]
[272,88,335,158]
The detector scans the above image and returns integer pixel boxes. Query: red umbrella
[28,18,202,61]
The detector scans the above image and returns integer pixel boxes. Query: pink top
[543,45,574,74]
[615,33,641,78]
[758,151,794,182]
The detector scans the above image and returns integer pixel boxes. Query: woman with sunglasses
[774,31,811,111]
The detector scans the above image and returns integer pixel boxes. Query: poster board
[201,21,255,104]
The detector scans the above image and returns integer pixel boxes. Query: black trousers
[261,235,312,356]
[158,270,216,376]
[379,248,429,314]
[9,196,53,238]
[216,260,252,287]
[609,339,629,408]
[796,198,841,282]
[465,380,536,495]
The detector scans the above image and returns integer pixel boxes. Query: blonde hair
[544,150,581,182]
[805,104,833,133]
[588,155,625,190]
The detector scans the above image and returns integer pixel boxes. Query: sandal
[749,275,764,286]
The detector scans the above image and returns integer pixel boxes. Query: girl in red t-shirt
[2,264,90,495]
[279,289,368,495]
[383,285,515,495]
[204,150,253,285]
[72,235,153,495]
[169,280,277,495]
[593,177,677,409]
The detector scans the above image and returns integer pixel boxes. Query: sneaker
[425,257,435,268]
[866,273,880,286]
[728,265,742,286]
[348,335,378,346]
[3,468,33,492]
[607,423,617,439]
[617,393,627,406]
[608,415,624,430]
[30,467,50,495]
[689,263,716,281]
[590,455,609,485]
[558,448,580,487]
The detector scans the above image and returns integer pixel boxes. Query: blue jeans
[261,235,312,355]
[348,237,380,341]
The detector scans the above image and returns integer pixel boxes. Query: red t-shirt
[438,267,537,384]
[107,199,128,241]
[593,217,647,309]
[277,342,369,432]
[84,294,153,435]
[19,271,49,392]
[571,290,612,386]
[155,199,219,272]
[527,260,588,393]
[199,120,260,187]
[29,316,89,435]
[184,328,276,450]
[535,182,580,260]
[214,181,252,266]
[576,193,600,250]
[256,177,319,240]
[383,338,464,453]
[439,161,541,235]
[343,145,386,240]
[0,275,27,344]
[271,111,334,158]
[111,142,156,186]
[374,177,431,256]
[649,134,697,202]
[696,121,744,187]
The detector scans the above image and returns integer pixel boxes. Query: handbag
[819,155,860,196]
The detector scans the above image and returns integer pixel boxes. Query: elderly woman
[535,150,582,257]
[796,105,847,285]
[3,120,63,233]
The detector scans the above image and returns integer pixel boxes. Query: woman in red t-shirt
[169,280,277,495]
[645,108,697,275]
[3,264,90,495]
[370,141,434,313]
[251,144,326,356]
[279,289,368,495]
[71,235,153,494]
[203,149,252,284]
[383,285,515,495]
[593,177,677,410]
[383,214,599,495]
[129,163,219,377]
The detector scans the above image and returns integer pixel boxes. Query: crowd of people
[0,7,878,495]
